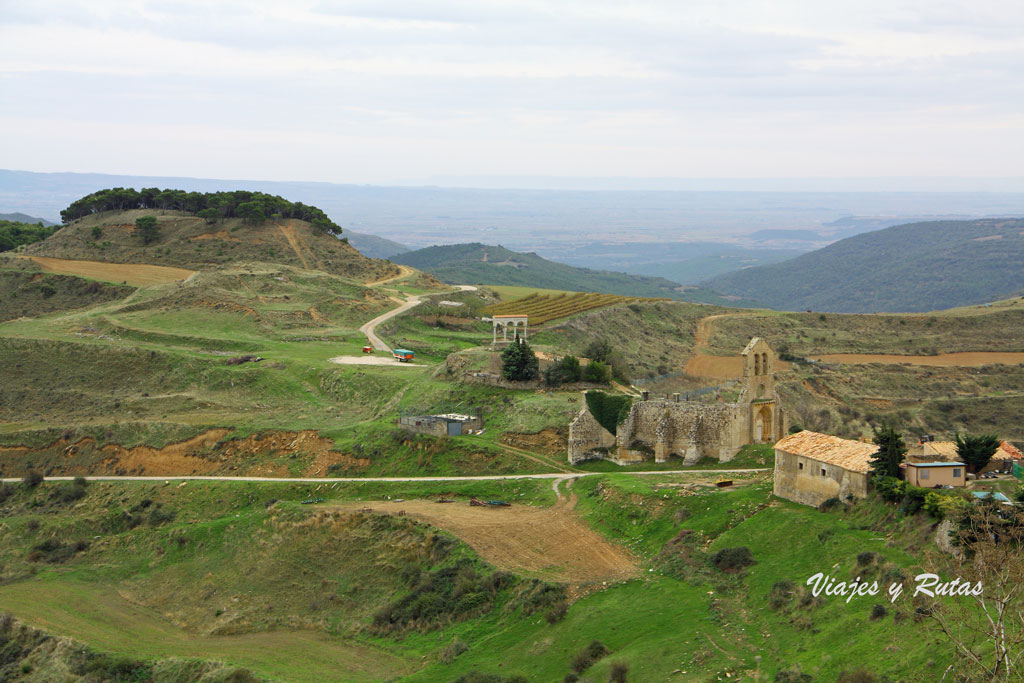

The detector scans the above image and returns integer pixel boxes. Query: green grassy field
[0,474,963,682]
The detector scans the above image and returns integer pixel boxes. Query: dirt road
[356,284,478,354]
[1,469,769,485]
[365,264,416,286]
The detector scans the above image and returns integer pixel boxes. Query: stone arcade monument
[568,337,786,465]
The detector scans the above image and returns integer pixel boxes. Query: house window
[920,469,929,480]
[798,462,803,470]
[953,468,961,478]
[821,468,826,476]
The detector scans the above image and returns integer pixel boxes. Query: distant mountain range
[704,218,1024,313]
[344,231,408,259]
[392,242,753,305]
[0,212,56,226]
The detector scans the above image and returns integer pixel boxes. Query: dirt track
[684,312,790,379]
[18,256,195,287]
[810,352,1024,367]
[331,497,638,584]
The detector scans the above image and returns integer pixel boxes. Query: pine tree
[955,432,1000,473]
[870,423,906,479]
[500,335,538,381]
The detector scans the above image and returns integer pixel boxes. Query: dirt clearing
[328,355,426,367]
[810,352,1024,367]
[19,255,195,286]
[331,499,638,585]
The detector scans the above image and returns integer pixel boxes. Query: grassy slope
[705,218,1024,313]
[392,242,746,305]
[0,475,957,682]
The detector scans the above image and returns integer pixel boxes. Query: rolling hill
[344,230,409,259]
[704,218,1024,312]
[392,242,752,305]
[24,208,398,283]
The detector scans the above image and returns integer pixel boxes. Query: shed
[905,461,965,488]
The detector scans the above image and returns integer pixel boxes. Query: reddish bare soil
[331,498,638,585]
[0,429,369,477]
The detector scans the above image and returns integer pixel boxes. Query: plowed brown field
[20,255,195,286]
[331,498,637,584]
[810,352,1024,366]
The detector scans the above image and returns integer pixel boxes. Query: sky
[2,0,1023,186]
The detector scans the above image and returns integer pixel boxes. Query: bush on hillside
[22,471,43,488]
[570,640,610,674]
[900,485,929,515]
[774,669,813,683]
[544,355,582,386]
[711,546,755,573]
[583,360,612,384]
[609,661,629,682]
[872,475,906,503]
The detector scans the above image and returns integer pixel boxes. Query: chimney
[641,390,650,401]
[672,392,680,403]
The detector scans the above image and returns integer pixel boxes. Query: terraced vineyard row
[483,292,662,324]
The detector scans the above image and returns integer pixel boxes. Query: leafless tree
[926,502,1024,681]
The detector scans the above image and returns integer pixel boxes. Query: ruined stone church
[568,338,786,465]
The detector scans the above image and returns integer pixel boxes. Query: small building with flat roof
[905,461,965,488]
[397,412,482,438]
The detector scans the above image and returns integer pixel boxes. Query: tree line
[60,188,342,235]
[0,220,58,253]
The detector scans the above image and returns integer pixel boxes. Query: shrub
[22,470,43,488]
[769,580,795,609]
[710,546,755,573]
[148,506,177,526]
[818,497,843,512]
[870,604,887,621]
[856,552,877,567]
[872,475,905,503]
[91,225,103,239]
[609,661,629,682]
[544,355,582,387]
[0,482,12,504]
[583,360,612,384]
[838,669,878,682]
[440,637,469,664]
[571,640,610,674]
[51,481,87,504]
[545,601,568,624]
[774,669,813,682]
[900,486,929,515]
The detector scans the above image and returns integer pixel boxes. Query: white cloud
[2,0,1023,181]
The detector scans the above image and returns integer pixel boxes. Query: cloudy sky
[2,0,1023,185]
